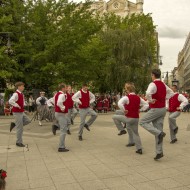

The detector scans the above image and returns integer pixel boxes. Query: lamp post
[159,55,163,65]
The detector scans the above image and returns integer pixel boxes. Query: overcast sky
[132,0,190,72]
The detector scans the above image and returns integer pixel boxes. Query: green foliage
[0,0,157,93]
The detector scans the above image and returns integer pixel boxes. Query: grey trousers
[67,108,78,127]
[78,108,97,136]
[55,112,68,149]
[168,111,180,140]
[112,112,142,150]
[139,108,166,154]
[13,112,31,144]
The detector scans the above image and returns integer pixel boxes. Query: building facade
[177,32,190,93]
[90,0,143,17]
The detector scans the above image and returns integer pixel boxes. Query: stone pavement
[0,112,190,190]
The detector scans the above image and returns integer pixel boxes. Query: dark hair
[58,83,66,90]
[15,82,25,88]
[151,69,161,78]
[82,83,88,87]
[172,85,178,89]
[0,179,6,190]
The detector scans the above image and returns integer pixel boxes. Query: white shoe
[39,121,42,126]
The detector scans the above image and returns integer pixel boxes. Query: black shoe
[79,136,83,141]
[174,127,178,135]
[16,143,25,147]
[136,149,142,155]
[126,143,135,147]
[84,124,90,131]
[158,132,166,144]
[71,119,74,125]
[10,122,16,132]
[170,138,178,144]
[154,153,164,160]
[52,125,58,135]
[67,129,71,135]
[58,148,69,152]
[118,130,127,136]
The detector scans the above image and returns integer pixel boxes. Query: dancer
[66,85,78,134]
[167,85,188,144]
[9,82,31,147]
[72,83,97,141]
[53,83,69,152]
[139,69,174,160]
[112,83,148,154]
[36,92,49,126]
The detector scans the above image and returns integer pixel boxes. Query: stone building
[177,32,190,93]
[90,0,143,17]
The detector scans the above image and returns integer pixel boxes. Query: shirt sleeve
[72,91,82,104]
[118,96,129,111]
[178,94,188,109]
[36,97,41,105]
[47,98,54,107]
[145,82,157,102]
[165,85,174,100]
[9,93,20,108]
[57,94,66,111]
[140,98,149,111]
[89,92,95,104]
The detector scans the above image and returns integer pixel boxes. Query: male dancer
[66,85,78,134]
[36,92,49,126]
[9,82,31,147]
[72,83,97,141]
[112,83,148,154]
[139,69,174,160]
[54,83,69,152]
[167,85,188,144]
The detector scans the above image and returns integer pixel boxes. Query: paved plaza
[0,112,190,190]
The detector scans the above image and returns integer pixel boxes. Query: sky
[132,0,190,73]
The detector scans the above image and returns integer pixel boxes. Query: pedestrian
[4,101,11,116]
[167,85,188,144]
[96,96,103,113]
[112,82,148,154]
[139,69,174,160]
[66,85,78,135]
[52,83,69,152]
[0,169,7,190]
[36,92,49,126]
[72,83,97,141]
[9,82,31,147]
[103,96,109,113]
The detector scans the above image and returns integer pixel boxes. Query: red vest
[169,93,180,112]
[12,91,24,113]
[124,94,140,118]
[55,92,68,113]
[79,90,90,109]
[66,92,74,109]
[150,81,166,109]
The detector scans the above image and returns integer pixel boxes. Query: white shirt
[72,90,95,105]
[36,96,48,105]
[9,90,24,108]
[166,92,188,110]
[47,97,55,107]
[118,93,149,112]
[146,79,174,102]
[53,91,66,111]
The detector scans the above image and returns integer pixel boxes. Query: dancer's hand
[151,99,156,104]
[124,110,128,114]
[176,107,181,111]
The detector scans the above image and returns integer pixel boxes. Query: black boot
[154,152,164,160]
[118,130,126,136]
[84,124,90,131]
[67,129,71,135]
[158,132,166,144]
[136,149,142,155]
[52,125,58,135]
[79,136,83,141]
[10,122,16,132]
